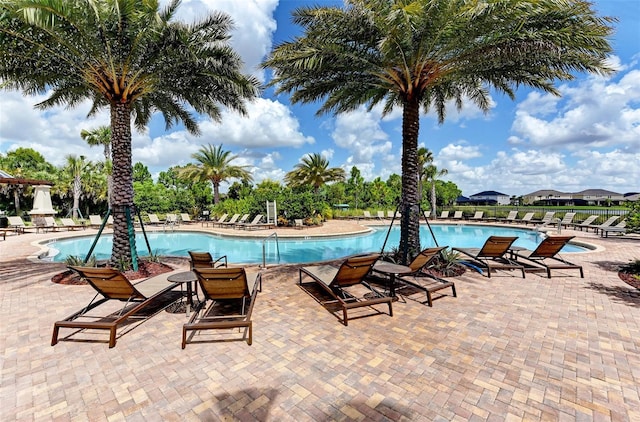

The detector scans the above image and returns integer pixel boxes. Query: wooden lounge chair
[377,211,386,220]
[452,211,464,220]
[188,251,228,270]
[88,215,103,228]
[183,267,262,348]
[298,253,392,326]
[237,214,274,230]
[550,212,576,229]
[34,216,59,233]
[511,236,584,278]
[60,218,85,230]
[439,211,450,219]
[52,266,179,348]
[452,236,525,278]
[534,211,556,225]
[378,247,457,307]
[180,213,193,224]
[571,215,598,231]
[165,213,179,227]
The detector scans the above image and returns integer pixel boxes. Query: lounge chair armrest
[212,255,228,268]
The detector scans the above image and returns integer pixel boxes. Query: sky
[0,0,639,197]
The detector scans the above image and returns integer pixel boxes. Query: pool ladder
[262,232,281,268]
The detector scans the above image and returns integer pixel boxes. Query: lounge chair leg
[388,301,393,317]
[426,291,433,307]
[342,308,349,326]
[109,328,117,348]
[51,325,59,346]
[247,322,252,346]
[452,285,457,298]
[182,327,187,349]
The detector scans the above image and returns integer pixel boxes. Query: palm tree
[81,126,112,207]
[262,0,614,263]
[1,0,259,266]
[180,144,253,204]
[425,164,448,218]
[417,147,434,204]
[284,153,346,194]
[62,155,91,219]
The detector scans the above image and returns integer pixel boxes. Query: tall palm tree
[81,126,112,207]
[180,144,253,204]
[262,0,614,263]
[425,164,448,218]
[1,0,260,266]
[284,153,346,194]
[62,155,91,219]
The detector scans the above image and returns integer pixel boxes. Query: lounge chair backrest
[216,213,228,223]
[363,211,372,218]
[332,254,380,288]
[453,211,463,218]
[440,211,449,218]
[166,213,178,223]
[60,218,76,226]
[148,214,160,223]
[541,212,555,222]
[45,216,57,226]
[180,213,191,222]
[578,215,598,226]
[238,214,250,224]
[189,251,213,269]
[472,211,483,219]
[477,236,518,258]
[529,236,574,258]
[69,266,144,300]
[521,212,535,221]
[226,214,240,224]
[377,211,385,219]
[505,211,518,220]
[387,210,396,218]
[248,215,263,225]
[194,267,250,300]
[7,216,26,227]
[408,247,446,273]
[560,213,576,224]
[599,216,619,227]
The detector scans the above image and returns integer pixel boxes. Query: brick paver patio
[0,221,638,420]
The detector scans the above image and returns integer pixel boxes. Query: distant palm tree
[425,164,448,218]
[1,0,259,266]
[180,145,253,204]
[81,126,112,206]
[417,147,434,204]
[263,0,614,263]
[285,153,346,194]
[63,155,91,219]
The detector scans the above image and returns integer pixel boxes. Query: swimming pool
[43,225,586,265]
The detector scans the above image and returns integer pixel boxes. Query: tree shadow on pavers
[320,396,415,421]
[583,282,640,307]
[591,260,628,273]
[0,257,66,289]
[212,387,280,420]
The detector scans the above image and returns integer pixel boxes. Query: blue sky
[1,0,638,197]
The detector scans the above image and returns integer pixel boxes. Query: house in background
[572,189,626,206]
[522,189,573,206]
[468,191,510,205]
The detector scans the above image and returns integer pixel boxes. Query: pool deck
[1,219,639,420]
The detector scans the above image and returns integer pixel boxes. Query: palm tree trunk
[109,102,135,266]
[399,99,421,264]
[72,176,81,219]
[213,182,220,204]
[431,182,437,218]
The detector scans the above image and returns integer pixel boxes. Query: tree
[1,0,259,266]
[180,144,253,205]
[81,126,112,206]
[284,153,346,194]
[346,166,364,209]
[61,155,91,218]
[425,164,448,218]
[262,0,615,264]
[0,148,54,214]
[132,163,153,184]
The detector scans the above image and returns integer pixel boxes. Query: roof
[573,189,622,196]
[0,170,53,186]
[523,189,567,197]
[470,191,508,197]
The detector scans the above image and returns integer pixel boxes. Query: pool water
[44,225,585,265]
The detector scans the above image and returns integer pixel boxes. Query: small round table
[372,261,413,298]
[167,271,198,315]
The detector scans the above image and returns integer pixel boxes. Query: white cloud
[168,0,278,82]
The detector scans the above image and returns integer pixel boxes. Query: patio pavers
[0,222,638,420]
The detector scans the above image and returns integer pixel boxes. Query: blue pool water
[44,225,585,265]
